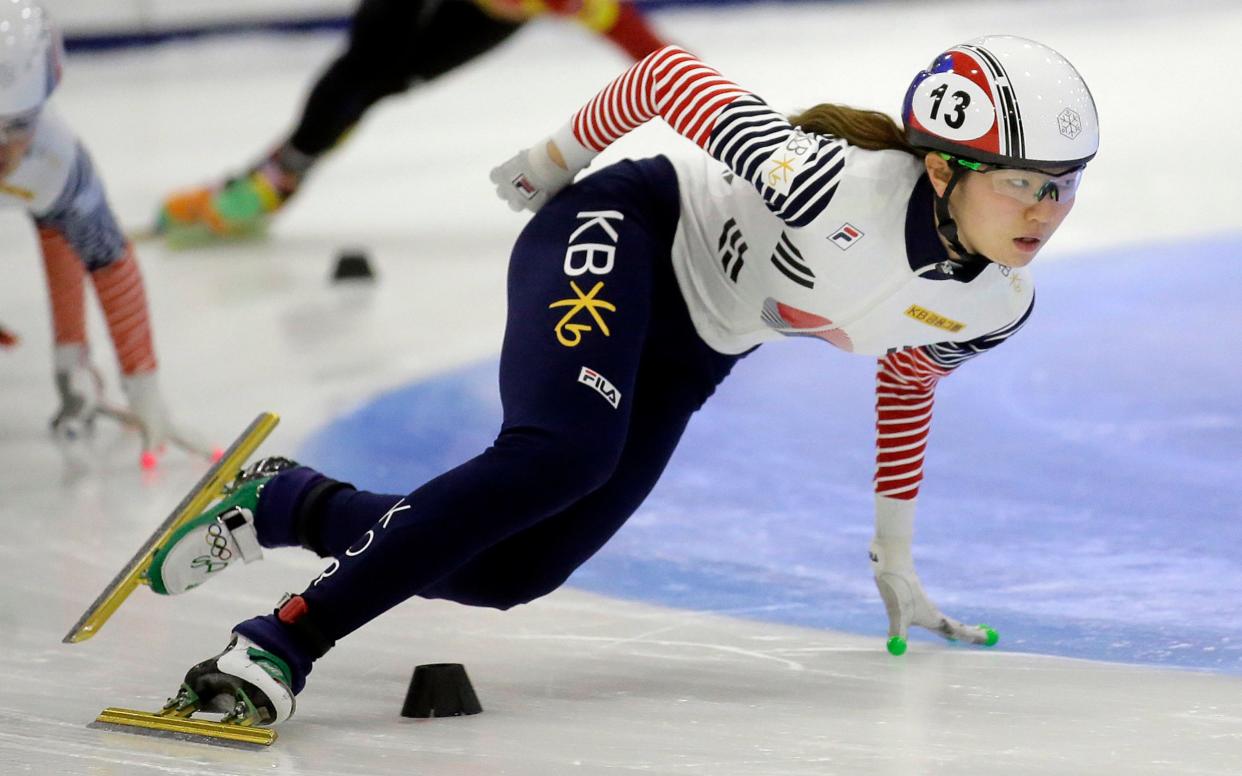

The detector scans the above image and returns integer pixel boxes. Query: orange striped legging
[39,226,157,376]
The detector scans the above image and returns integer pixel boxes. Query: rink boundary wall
[54,0,826,52]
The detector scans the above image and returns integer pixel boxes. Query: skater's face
[0,110,38,179]
[926,153,1079,269]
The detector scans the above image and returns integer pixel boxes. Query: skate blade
[157,221,268,250]
[63,411,279,643]
[97,403,217,462]
[91,707,276,749]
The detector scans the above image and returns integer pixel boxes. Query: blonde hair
[787,104,922,158]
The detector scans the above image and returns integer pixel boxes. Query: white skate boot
[165,634,296,726]
[146,456,298,595]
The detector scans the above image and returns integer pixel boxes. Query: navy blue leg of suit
[235,158,747,685]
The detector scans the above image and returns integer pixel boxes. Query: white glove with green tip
[870,496,998,656]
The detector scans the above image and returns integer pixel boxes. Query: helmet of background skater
[0,0,64,118]
[901,34,1098,171]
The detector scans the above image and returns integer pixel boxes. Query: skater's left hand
[869,539,998,655]
[122,372,171,458]
[490,141,574,213]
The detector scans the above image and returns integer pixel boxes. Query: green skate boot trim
[214,177,267,226]
[147,514,210,594]
[147,478,267,595]
[154,174,276,249]
[247,647,294,689]
[61,412,280,644]
[210,635,297,724]
[981,625,999,646]
[886,636,907,656]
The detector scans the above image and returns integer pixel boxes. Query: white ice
[2,1,1241,773]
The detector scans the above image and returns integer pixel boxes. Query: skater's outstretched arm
[867,307,1033,653]
[492,44,848,224]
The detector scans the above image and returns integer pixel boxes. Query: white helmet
[0,0,62,117]
[902,35,1098,171]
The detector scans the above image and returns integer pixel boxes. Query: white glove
[869,496,998,655]
[491,125,597,213]
[490,141,575,213]
[121,371,170,455]
[50,343,101,440]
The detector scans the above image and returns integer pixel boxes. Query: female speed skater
[144,36,1098,725]
[0,0,184,464]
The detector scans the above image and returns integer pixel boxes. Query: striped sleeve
[873,300,1035,500]
[569,45,848,227]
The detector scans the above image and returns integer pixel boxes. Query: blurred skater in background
[155,0,669,244]
[0,0,189,466]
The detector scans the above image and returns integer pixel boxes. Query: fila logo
[829,223,863,250]
[510,173,539,200]
[578,366,620,409]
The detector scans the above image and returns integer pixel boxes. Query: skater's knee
[333,51,411,101]
[494,429,622,497]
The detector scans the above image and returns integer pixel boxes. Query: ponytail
[788,104,922,158]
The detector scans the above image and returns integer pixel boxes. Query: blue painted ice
[301,233,1242,673]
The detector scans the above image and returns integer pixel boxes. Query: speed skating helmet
[902,35,1098,172]
[0,0,63,118]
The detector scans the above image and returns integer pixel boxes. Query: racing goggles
[0,109,40,145]
[942,154,1084,205]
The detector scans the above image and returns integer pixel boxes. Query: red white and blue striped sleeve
[873,349,949,500]
[874,302,1034,499]
[568,45,847,227]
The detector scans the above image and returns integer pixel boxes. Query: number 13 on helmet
[902,35,1099,171]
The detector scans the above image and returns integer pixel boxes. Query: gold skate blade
[62,411,280,644]
[91,707,277,748]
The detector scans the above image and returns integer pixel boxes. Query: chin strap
[934,165,993,268]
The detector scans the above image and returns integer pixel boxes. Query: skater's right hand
[490,141,574,213]
[50,345,102,441]
[869,539,998,655]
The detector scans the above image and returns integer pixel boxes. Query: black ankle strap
[294,478,353,557]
